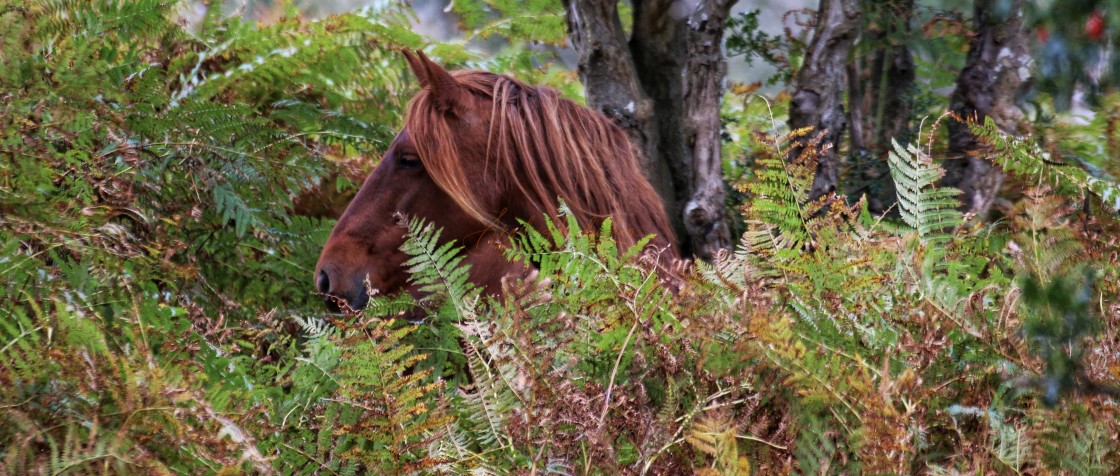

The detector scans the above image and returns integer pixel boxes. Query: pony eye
[397,154,421,169]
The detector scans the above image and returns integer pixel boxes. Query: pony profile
[315,50,677,311]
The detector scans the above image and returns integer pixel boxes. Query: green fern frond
[973,117,1120,214]
[0,306,46,383]
[887,139,963,243]
[332,319,453,472]
[687,412,751,476]
[988,415,1031,472]
[454,0,568,45]
[455,318,523,451]
[1038,416,1110,474]
[1009,187,1084,280]
[792,414,853,475]
[693,233,759,298]
[401,217,480,320]
[428,420,502,475]
[37,0,177,40]
[212,181,263,238]
[362,293,420,320]
[743,129,817,252]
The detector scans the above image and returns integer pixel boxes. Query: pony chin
[324,285,370,314]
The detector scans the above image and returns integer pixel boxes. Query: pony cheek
[367,245,411,294]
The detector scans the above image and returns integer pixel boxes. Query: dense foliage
[3,1,1120,474]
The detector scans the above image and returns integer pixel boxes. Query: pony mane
[403,69,677,252]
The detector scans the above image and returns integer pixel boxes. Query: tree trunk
[788,0,861,201]
[941,0,1030,217]
[563,0,736,261]
[851,0,916,213]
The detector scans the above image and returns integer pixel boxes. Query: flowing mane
[404,70,676,252]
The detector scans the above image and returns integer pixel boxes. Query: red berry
[1086,10,1105,41]
[1036,25,1049,42]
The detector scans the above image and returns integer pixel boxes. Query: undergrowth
[3,1,1120,475]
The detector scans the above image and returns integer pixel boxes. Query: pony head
[315,50,676,311]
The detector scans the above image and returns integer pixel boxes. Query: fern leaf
[887,139,963,244]
[332,320,453,472]
[973,117,1120,214]
[400,218,480,320]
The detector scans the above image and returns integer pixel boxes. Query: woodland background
[3,0,1120,474]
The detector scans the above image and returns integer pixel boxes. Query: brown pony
[314,50,677,311]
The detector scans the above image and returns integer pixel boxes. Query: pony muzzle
[314,265,372,312]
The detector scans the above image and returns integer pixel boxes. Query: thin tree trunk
[562,0,668,198]
[630,0,736,261]
[789,0,861,201]
[869,0,916,151]
[941,0,1030,217]
[855,0,916,213]
[564,0,736,260]
[847,60,867,154]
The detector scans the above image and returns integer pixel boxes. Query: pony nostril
[317,270,331,294]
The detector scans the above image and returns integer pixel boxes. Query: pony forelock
[403,69,675,251]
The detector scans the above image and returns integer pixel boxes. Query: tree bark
[789,0,861,201]
[564,0,736,261]
[941,0,1030,217]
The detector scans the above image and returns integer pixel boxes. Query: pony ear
[401,49,463,115]
[401,49,429,87]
